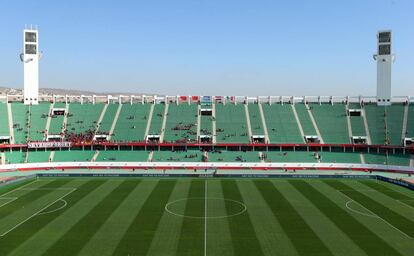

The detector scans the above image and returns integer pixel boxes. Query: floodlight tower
[20,26,41,105]
[373,30,395,106]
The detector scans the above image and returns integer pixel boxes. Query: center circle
[165,197,247,219]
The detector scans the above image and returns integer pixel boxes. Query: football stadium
[0,11,414,256]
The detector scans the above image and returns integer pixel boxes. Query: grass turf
[0,177,413,255]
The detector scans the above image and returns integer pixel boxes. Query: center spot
[165,197,247,219]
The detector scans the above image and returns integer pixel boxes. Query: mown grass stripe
[43,179,140,256]
[0,178,38,196]
[325,180,414,238]
[254,180,332,256]
[0,179,71,220]
[221,179,264,256]
[113,179,177,256]
[358,180,414,208]
[176,179,205,256]
[290,180,402,256]
[0,179,105,256]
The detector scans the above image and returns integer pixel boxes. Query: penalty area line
[0,188,77,237]
[0,179,40,198]
[337,190,413,239]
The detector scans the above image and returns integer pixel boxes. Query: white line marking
[165,198,247,219]
[17,188,76,191]
[37,199,67,215]
[0,188,76,237]
[204,180,207,256]
[0,197,18,208]
[337,190,413,239]
[396,200,414,211]
[0,179,39,198]
[345,200,377,218]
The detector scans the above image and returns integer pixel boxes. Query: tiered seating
[348,103,366,137]
[294,104,317,136]
[215,104,249,143]
[112,104,151,142]
[96,104,118,135]
[49,102,65,135]
[53,150,95,162]
[365,104,405,145]
[147,104,165,136]
[28,103,50,141]
[66,103,104,141]
[247,104,264,136]
[364,104,386,145]
[200,116,212,136]
[208,150,260,162]
[0,103,9,138]
[310,104,349,144]
[96,150,149,161]
[406,105,414,138]
[262,104,303,143]
[163,104,197,143]
[152,150,202,162]
[4,151,25,164]
[319,152,361,163]
[265,151,317,163]
[386,105,404,145]
[199,104,213,137]
[27,151,51,163]
[11,104,28,144]
[387,154,411,166]
[364,153,410,166]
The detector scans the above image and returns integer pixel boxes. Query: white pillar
[374,30,395,106]
[22,28,40,105]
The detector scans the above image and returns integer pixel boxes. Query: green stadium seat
[112,104,151,142]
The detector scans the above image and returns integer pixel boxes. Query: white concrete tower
[373,30,395,106]
[20,27,41,105]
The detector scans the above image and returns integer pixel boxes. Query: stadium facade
[0,28,412,176]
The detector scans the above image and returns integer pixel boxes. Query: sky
[0,0,413,96]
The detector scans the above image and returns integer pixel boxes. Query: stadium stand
[208,150,260,162]
[364,104,387,145]
[53,150,95,162]
[96,150,149,162]
[310,103,350,144]
[48,102,65,135]
[261,104,303,143]
[348,103,366,137]
[147,104,165,137]
[200,115,213,136]
[11,103,28,144]
[163,104,198,143]
[0,103,10,138]
[319,152,361,163]
[65,103,104,142]
[363,153,410,166]
[294,104,318,137]
[386,104,405,145]
[365,104,405,145]
[152,150,203,162]
[27,151,51,163]
[407,105,414,138]
[111,103,151,142]
[4,151,25,164]
[28,103,50,141]
[264,151,317,163]
[215,104,249,143]
[247,104,265,136]
[96,103,118,135]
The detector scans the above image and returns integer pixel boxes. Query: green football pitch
[0,177,413,256]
